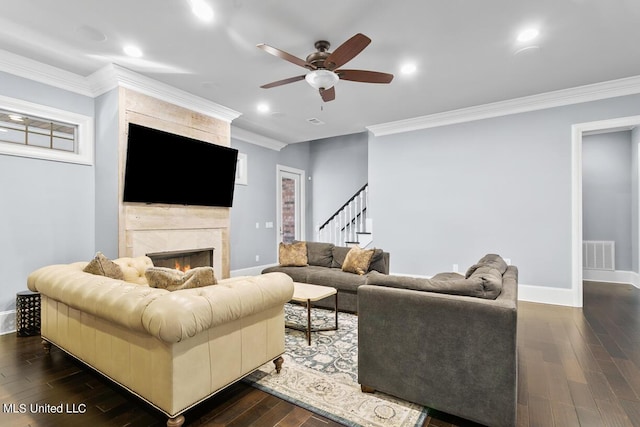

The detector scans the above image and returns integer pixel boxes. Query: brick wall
[281,177,296,243]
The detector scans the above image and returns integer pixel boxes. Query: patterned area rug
[244,303,428,427]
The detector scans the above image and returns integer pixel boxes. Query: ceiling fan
[257,33,394,102]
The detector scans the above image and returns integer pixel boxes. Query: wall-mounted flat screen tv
[123,123,238,207]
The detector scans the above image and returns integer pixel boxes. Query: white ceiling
[1,0,640,144]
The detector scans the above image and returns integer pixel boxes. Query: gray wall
[582,131,633,271]
[309,132,368,231]
[229,138,312,270]
[94,88,120,257]
[369,93,640,289]
[0,72,95,327]
[229,132,368,271]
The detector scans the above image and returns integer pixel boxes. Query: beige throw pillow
[342,246,375,275]
[145,266,217,291]
[83,252,125,280]
[279,241,308,266]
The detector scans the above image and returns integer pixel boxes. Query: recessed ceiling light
[517,28,539,42]
[400,63,417,75]
[123,45,143,58]
[189,0,214,22]
[9,114,23,121]
[257,103,270,114]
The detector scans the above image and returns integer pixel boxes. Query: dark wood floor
[1,281,639,426]
[513,281,640,427]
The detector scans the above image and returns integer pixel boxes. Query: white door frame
[276,164,306,244]
[571,114,640,307]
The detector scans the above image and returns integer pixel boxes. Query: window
[0,110,76,152]
[0,95,94,165]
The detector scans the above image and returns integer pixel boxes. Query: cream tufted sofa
[27,256,294,427]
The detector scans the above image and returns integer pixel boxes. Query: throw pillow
[330,246,352,268]
[465,263,480,279]
[304,241,334,267]
[83,252,125,280]
[182,267,218,289]
[279,241,308,266]
[145,266,217,291]
[465,254,508,278]
[368,248,387,273]
[342,246,375,275]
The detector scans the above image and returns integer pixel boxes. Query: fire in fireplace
[146,248,214,272]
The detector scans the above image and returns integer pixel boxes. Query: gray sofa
[262,241,390,312]
[358,254,518,427]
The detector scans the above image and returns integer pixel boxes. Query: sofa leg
[42,340,51,355]
[361,385,376,393]
[273,356,284,373]
[166,415,185,427]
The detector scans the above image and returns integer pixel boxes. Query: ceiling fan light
[517,28,539,42]
[305,70,339,90]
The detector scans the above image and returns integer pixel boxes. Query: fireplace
[146,248,214,272]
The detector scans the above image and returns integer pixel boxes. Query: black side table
[16,290,41,337]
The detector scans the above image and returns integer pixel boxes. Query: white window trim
[0,95,94,166]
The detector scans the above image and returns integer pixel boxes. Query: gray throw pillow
[465,254,508,278]
[368,249,387,273]
[331,246,352,268]
[303,241,335,267]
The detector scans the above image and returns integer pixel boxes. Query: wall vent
[306,117,325,125]
[583,240,615,271]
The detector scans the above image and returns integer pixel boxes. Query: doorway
[276,165,306,244]
[571,115,640,307]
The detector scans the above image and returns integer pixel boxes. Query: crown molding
[231,126,288,151]
[88,64,241,123]
[0,49,93,96]
[367,74,640,137]
[0,51,241,123]
[4,48,640,136]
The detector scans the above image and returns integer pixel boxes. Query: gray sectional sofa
[358,254,518,427]
[264,244,517,426]
[262,241,390,312]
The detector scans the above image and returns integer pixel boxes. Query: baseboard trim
[0,310,16,335]
[582,269,640,288]
[230,264,277,278]
[518,284,578,307]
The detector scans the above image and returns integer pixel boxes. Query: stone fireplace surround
[117,88,232,278]
[123,205,227,277]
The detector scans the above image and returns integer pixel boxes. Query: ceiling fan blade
[320,87,336,102]
[257,43,316,70]
[260,75,306,89]
[337,69,394,84]
[324,33,371,70]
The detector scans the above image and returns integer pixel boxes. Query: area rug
[244,303,428,427]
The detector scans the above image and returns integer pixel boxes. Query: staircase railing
[317,183,368,246]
